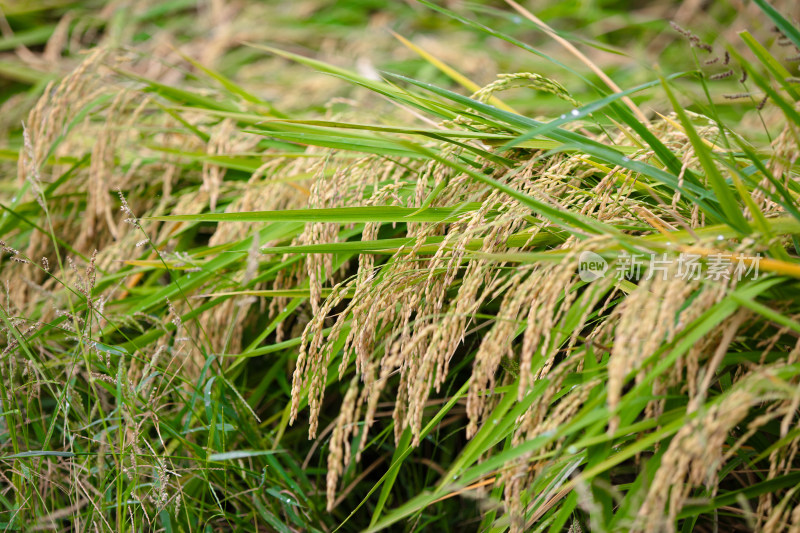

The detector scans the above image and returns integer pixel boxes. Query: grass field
[2,1,800,531]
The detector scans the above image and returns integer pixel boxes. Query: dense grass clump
[2,1,800,531]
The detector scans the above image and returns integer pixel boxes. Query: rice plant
[2,1,800,531]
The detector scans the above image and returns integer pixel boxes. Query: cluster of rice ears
[2,1,800,531]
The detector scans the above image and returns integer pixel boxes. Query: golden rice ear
[278,101,773,516]
[471,72,582,109]
[6,2,800,527]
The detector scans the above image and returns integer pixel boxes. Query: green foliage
[2,1,800,532]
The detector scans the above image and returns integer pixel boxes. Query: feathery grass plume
[12,58,109,306]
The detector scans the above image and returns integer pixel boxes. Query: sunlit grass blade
[148,205,488,223]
